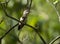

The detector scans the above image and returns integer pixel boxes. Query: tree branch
[49,35,60,44]
[0,27,23,44]
[46,0,60,22]
[0,23,18,44]
[0,23,18,40]
[25,24,47,44]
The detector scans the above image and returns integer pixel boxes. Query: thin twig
[0,23,23,44]
[46,0,60,22]
[0,27,23,44]
[0,23,18,44]
[0,23,18,40]
[49,35,60,44]
[26,0,32,10]
[0,0,10,8]
[25,24,47,44]
[0,0,10,4]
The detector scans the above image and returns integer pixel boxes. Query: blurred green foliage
[0,0,60,44]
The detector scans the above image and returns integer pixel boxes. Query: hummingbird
[18,0,32,30]
[18,9,29,30]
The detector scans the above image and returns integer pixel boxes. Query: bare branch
[49,35,60,44]
[0,0,10,8]
[25,24,47,44]
[26,0,32,10]
[0,23,18,44]
[0,0,10,5]
[46,0,60,22]
[0,23,18,40]
[0,27,23,44]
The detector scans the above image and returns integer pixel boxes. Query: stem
[25,24,47,44]
[0,23,18,39]
[49,35,60,44]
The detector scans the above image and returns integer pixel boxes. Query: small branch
[0,0,10,5]
[25,24,47,44]
[0,3,22,23]
[0,23,18,40]
[46,0,60,22]
[17,38,23,44]
[0,27,23,44]
[26,0,32,10]
[49,35,60,44]
[0,23,19,44]
[0,0,10,8]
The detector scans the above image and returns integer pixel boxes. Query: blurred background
[0,0,60,44]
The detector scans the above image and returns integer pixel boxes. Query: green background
[0,0,60,44]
